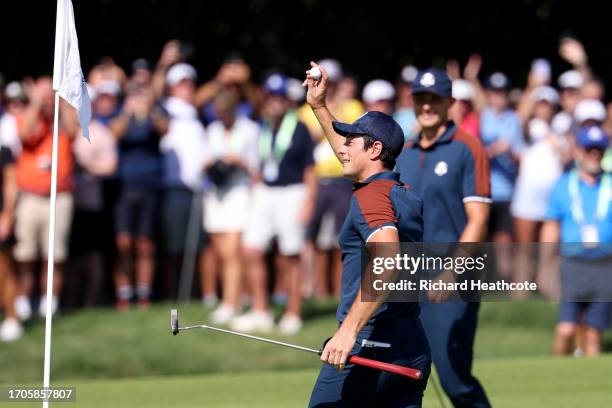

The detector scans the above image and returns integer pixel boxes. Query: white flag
[53,0,91,140]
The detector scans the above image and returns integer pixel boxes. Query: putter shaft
[179,324,321,354]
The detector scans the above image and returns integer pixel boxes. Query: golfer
[396,68,492,407]
[304,62,431,407]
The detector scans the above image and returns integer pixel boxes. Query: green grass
[10,356,612,408]
[2,300,612,400]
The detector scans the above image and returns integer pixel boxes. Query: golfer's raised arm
[303,61,345,161]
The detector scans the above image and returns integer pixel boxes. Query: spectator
[90,80,121,125]
[63,86,118,308]
[362,79,395,115]
[511,86,567,290]
[13,77,76,319]
[0,81,26,157]
[159,63,208,300]
[87,57,127,88]
[204,90,259,324]
[552,70,584,137]
[450,79,480,137]
[195,54,261,124]
[512,87,565,227]
[541,125,611,356]
[130,58,153,89]
[574,99,607,129]
[480,71,523,277]
[394,65,420,140]
[109,83,168,310]
[0,140,20,341]
[233,74,315,335]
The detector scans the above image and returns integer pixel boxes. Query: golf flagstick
[44,2,91,406]
[170,309,422,380]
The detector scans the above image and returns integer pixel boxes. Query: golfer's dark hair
[360,135,396,170]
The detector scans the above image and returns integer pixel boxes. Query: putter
[170,309,421,380]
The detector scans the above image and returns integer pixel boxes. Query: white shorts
[242,184,307,256]
[203,185,251,233]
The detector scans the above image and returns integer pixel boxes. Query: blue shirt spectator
[546,170,612,259]
[480,107,523,202]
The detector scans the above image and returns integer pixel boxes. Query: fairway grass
[10,356,612,408]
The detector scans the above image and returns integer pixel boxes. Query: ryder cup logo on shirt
[434,161,448,176]
[420,72,436,87]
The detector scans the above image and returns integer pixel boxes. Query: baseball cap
[574,99,607,124]
[399,65,419,84]
[131,58,151,73]
[317,59,343,82]
[558,70,584,90]
[286,78,305,102]
[263,73,288,96]
[362,79,395,104]
[532,86,559,105]
[166,63,197,86]
[484,72,511,91]
[95,80,121,97]
[332,111,405,158]
[411,68,452,98]
[576,126,609,149]
[452,79,475,101]
[4,81,26,101]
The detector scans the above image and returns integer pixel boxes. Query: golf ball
[310,67,321,80]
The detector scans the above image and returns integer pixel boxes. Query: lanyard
[568,169,611,224]
[259,110,297,162]
[209,121,244,157]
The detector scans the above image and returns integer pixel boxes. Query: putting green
[11,355,612,407]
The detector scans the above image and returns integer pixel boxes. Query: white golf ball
[309,67,321,80]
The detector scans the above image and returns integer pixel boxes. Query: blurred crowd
[0,36,610,343]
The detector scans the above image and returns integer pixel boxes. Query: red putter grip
[348,355,422,380]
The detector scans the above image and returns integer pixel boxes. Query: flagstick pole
[42,91,61,408]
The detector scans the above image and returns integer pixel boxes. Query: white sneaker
[278,314,303,336]
[0,318,23,342]
[229,310,274,333]
[38,296,59,318]
[210,304,237,325]
[202,295,219,308]
[15,296,32,321]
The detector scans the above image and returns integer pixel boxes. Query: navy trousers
[419,301,491,408]
[308,318,431,408]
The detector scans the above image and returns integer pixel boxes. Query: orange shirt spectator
[15,113,73,195]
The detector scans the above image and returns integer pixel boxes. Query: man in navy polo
[396,68,492,407]
[304,63,431,407]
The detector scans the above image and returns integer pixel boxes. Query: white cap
[532,86,559,105]
[4,81,25,100]
[317,59,343,82]
[166,63,197,86]
[528,118,550,142]
[574,99,607,124]
[286,78,305,103]
[452,79,475,101]
[558,70,584,90]
[551,112,573,135]
[95,80,121,97]
[400,65,419,83]
[362,79,395,104]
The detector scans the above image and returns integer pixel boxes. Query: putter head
[170,309,179,335]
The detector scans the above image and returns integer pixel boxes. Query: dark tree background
[1,0,611,97]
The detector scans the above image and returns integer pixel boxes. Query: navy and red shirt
[395,122,491,242]
[336,171,423,323]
